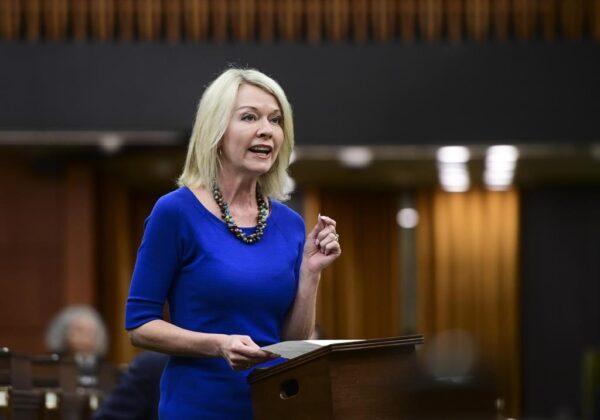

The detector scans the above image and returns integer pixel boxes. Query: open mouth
[248,145,273,158]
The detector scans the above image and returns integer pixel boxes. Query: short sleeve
[291,212,306,284]
[125,196,182,330]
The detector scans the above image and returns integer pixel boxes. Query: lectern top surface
[248,334,424,384]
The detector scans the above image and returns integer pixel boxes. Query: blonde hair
[178,68,295,201]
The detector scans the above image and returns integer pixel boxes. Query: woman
[46,305,108,387]
[126,68,341,419]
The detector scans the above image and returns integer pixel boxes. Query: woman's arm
[281,269,321,341]
[129,320,275,369]
[281,215,341,341]
[129,320,225,357]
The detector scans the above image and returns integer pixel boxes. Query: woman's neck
[216,171,258,210]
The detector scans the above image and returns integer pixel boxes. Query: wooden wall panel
[3,0,599,43]
[418,0,443,41]
[398,0,416,41]
[278,0,302,42]
[416,188,520,417]
[0,158,63,354]
[539,0,557,41]
[0,157,97,355]
[98,178,136,364]
[513,0,537,40]
[164,0,182,43]
[210,0,228,42]
[492,0,510,41]
[43,0,68,41]
[324,0,350,42]
[446,0,463,42]
[305,189,400,340]
[63,165,96,306]
[466,0,490,42]
[91,0,115,41]
[305,0,323,43]
[24,0,42,41]
[71,0,89,41]
[231,0,255,42]
[351,0,368,42]
[0,0,21,40]
[183,0,209,41]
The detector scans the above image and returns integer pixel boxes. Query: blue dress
[125,186,305,419]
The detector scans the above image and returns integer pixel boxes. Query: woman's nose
[257,117,273,138]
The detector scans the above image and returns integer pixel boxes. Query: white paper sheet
[261,339,364,359]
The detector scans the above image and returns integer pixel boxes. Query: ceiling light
[396,208,419,229]
[338,146,374,168]
[436,146,470,164]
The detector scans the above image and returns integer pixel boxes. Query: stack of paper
[261,339,363,360]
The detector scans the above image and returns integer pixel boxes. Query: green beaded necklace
[211,183,269,244]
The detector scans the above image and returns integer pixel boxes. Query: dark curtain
[521,187,600,418]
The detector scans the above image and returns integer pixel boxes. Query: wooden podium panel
[248,335,424,420]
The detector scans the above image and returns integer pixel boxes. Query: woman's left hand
[302,214,342,274]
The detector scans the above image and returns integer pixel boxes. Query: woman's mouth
[247,145,273,159]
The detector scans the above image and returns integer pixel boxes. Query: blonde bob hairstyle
[177,68,295,201]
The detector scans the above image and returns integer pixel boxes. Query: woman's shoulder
[270,200,305,234]
[149,187,190,220]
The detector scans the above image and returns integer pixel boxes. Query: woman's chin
[242,160,274,175]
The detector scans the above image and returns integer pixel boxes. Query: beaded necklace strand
[212,183,268,244]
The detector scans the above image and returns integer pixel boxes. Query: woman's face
[66,316,98,356]
[219,83,285,178]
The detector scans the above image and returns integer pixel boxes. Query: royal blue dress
[125,186,305,419]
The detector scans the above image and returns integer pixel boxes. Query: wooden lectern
[248,335,424,420]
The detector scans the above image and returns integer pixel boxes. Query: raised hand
[302,214,342,274]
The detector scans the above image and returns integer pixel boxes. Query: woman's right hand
[218,335,278,371]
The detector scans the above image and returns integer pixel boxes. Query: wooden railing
[1,0,599,43]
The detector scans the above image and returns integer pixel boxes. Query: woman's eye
[271,116,282,125]
[241,114,256,121]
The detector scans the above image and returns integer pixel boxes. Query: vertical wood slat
[91,0,114,41]
[324,0,349,42]
[183,0,208,41]
[592,0,600,41]
[164,0,181,42]
[561,0,584,40]
[305,0,322,43]
[466,0,490,42]
[513,0,537,40]
[398,0,416,42]
[210,0,227,42]
[445,0,463,43]
[43,0,68,41]
[277,0,302,42]
[418,0,443,42]
[116,0,134,40]
[63,165,96,306]
[492,0,510,41]
[0,0,21,40]
[350,0,367,43]
[256,0,275,42]
[539,0,557,41]
[136,0,161,41]
[100,178,136,364]
[71,0,88,41]
[371,0,395,42]
[24,0,41,41]
[231,0,255,42]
